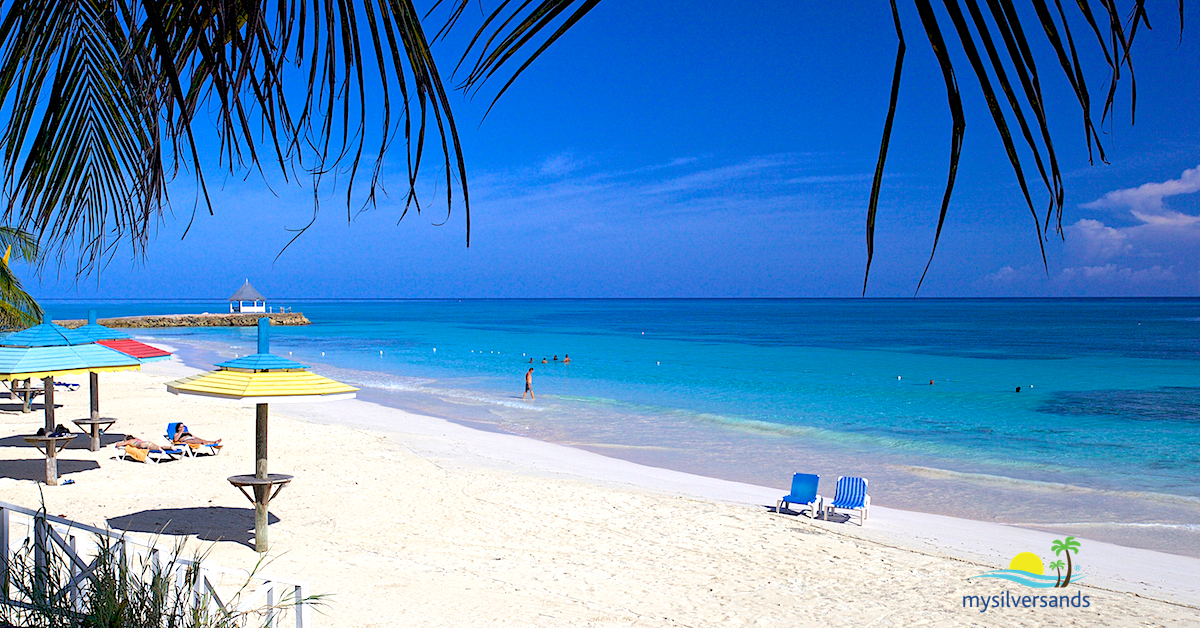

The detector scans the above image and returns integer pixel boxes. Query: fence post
[266,583,277,628]
[294,583,309,628]
[68,533,81,613]
[0,506,9,601]
[33,515,47,602]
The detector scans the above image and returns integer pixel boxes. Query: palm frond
[0,226,42,329]
[0,0,470,275]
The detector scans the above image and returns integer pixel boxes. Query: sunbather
[172,424,222,447]
[114,437,168,450]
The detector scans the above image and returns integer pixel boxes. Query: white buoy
[897,376,901,380]
[321,352,325,356]
[657,361,660,365]
[433,348,437,352]
[380,351,384,355]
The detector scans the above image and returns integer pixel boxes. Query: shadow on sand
[0,458,100,482]
[107,507,280,549]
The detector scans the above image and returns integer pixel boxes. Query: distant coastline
[54,312,310,328]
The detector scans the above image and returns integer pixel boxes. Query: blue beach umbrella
[0,318,141,484]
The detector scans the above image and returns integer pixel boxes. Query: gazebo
[229,280,266,313]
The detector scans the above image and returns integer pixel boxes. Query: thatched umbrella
[165,318,356,552]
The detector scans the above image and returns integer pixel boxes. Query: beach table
[228,474,294,533]
[72,417,117,452]
[8,379,44,413]
[22,434,79,485]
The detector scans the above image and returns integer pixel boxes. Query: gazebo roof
[229,280,265,302]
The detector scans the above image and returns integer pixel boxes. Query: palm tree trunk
[1055,567,1062,587]
[1062,553,1073,587]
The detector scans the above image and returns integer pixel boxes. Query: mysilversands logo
[963,536,1093,612]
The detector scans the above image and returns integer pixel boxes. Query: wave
[969,569,1082,588]
[902,466,1200,507]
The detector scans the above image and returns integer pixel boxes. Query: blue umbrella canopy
[72,310,131,343]
[0,344,142,380]
[0,321,94,347]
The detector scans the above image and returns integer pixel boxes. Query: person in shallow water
[563,354,571,363]
[523,368,535,401]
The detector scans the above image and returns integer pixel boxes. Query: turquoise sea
[43,298,1200,556]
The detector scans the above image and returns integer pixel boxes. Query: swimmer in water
[1015,386,1021,393]
[929,380,934,385]
[541,357,547,364]
[563,354,571,363]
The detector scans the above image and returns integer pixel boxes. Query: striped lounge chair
[825,476,870,525]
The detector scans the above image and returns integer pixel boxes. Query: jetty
[55,312,310,328]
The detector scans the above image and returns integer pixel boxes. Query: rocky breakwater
[56,312,310,328]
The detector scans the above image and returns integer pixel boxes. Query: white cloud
[1058,264,1177,283]
[1083,163,1200,217]
[1066,218,1132,260]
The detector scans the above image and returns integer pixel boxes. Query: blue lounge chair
[165,422,220,457]
[825,476,870,525]
[777,473,823,518]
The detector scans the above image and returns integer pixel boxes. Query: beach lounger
[165,422,220,456]
[777,473,823,518]
[825,476,870,525]
[115,443,183,464]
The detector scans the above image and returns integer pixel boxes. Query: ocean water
[43,298,1200,556]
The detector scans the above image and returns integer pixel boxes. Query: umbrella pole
[89,372,99,421]
[42,376,56,485]
[255,403,269,552]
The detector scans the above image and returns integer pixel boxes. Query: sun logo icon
[971,537,1083,588]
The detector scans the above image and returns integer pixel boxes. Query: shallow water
[46,298,1200,556]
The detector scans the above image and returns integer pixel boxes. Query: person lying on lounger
[114,437,168,451]
[172,424,222,448]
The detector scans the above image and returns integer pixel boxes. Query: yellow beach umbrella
[165,318,356,552]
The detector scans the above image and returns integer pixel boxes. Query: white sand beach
[1,358,1197,627]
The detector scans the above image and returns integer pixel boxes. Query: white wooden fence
[0,501,311,627]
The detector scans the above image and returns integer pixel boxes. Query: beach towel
[124,445,147,463]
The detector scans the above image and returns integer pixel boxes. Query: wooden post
[22,379,31,413]
[255,403,269,553]
[89,372,99,421]
[43,377,57,486]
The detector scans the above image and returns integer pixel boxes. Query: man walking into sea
[523,368,535,401]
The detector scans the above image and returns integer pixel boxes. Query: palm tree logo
[1050,537,1081,587]
[1048,560,1066,587]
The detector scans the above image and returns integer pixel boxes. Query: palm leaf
[0,0,471,275]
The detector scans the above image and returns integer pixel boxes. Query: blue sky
[21,1,1200,299]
